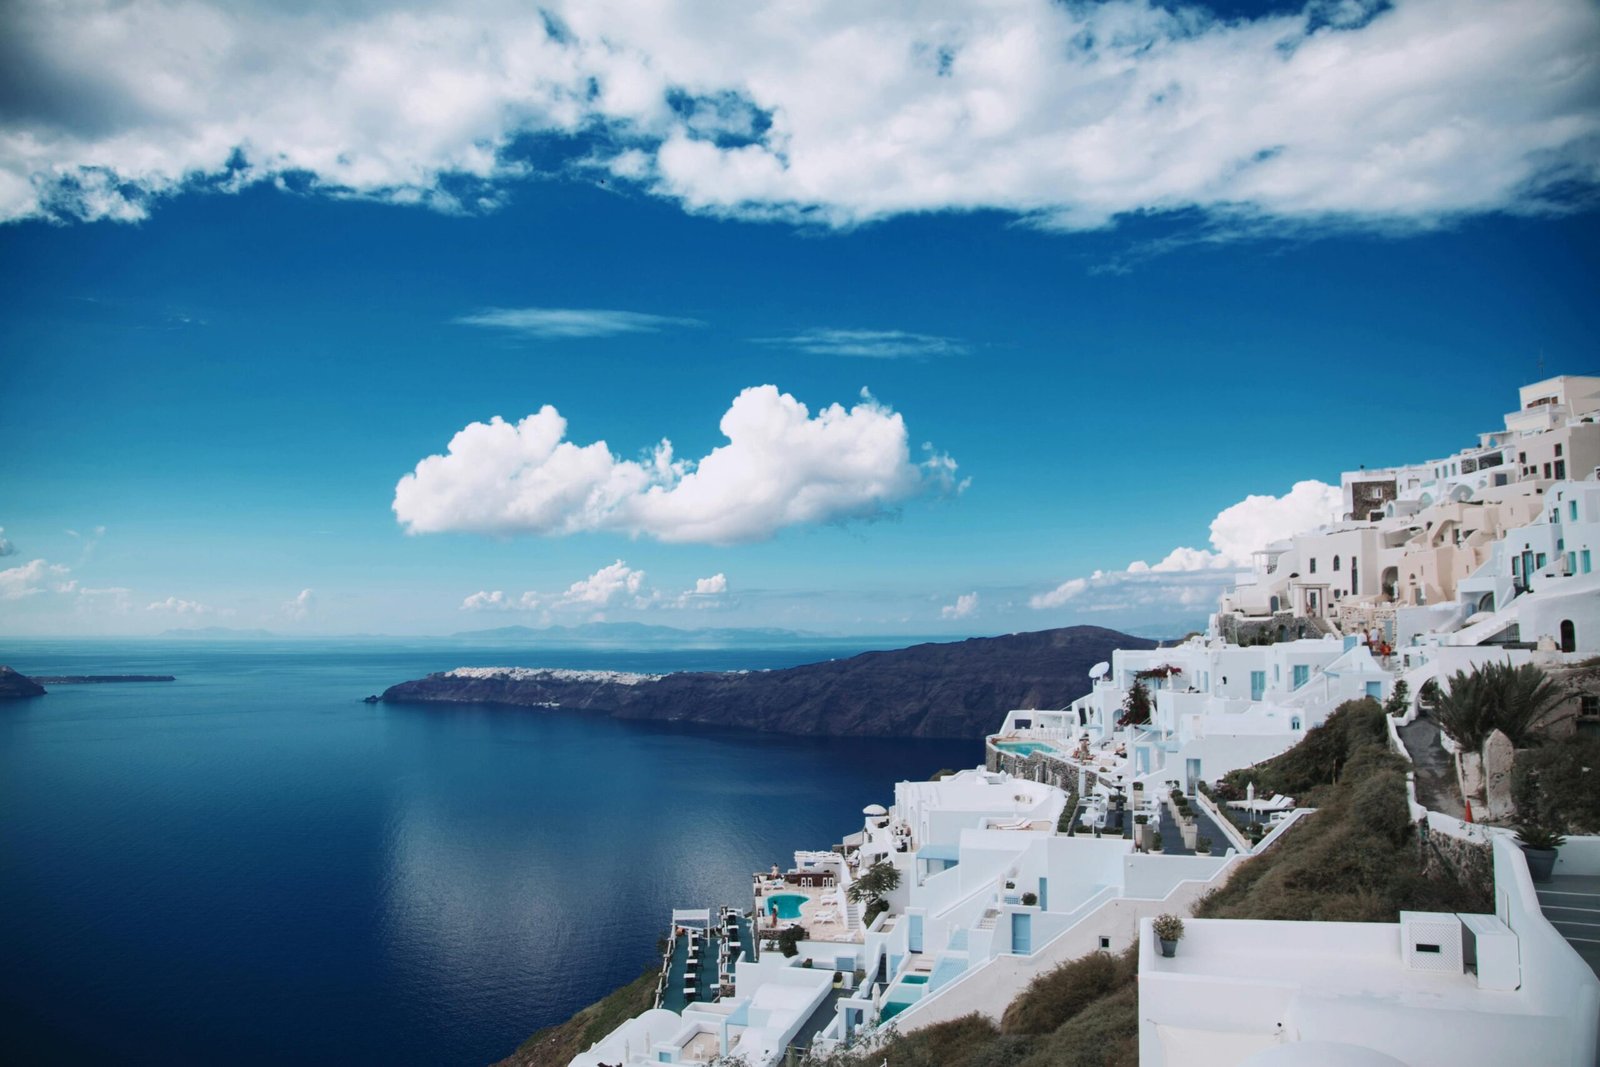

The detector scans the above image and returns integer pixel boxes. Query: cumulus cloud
[146,596,210,614]
[0,559,72,599]
[692,573,727,597]
[941,592,979,619]
[455,307,704,339]
[395,385,961,544]
[283,588,315,620]
[1122,480,1343,572]
[2,1,1595,231]
[1033,480,1342,613]
[462,563,728,613]
[461,590,509,611]
[757,329,967,359]
[0,528,15,557]
[557,560,646,608]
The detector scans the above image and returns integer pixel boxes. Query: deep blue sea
[0,640,976,1065]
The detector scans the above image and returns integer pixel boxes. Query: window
[1582,695,1599,720]
[1537,553,1547,568]
[1568,552,1577,573]
[1519,451,1526,463]
[1556,460,1566,479]
[1512,556,1521,577]
[1333,556,1341,571]
[1573,501,1580,521]
[1545,463,1552,478]
[1556,443,1564,457]
[1251,671,1266,700]
[1584,550,1592,574]
[1292,664,1309,690]
[1309,558,1317,574]
[1291,716,1302,731]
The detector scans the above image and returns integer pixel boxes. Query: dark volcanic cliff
[380,626,1158,739]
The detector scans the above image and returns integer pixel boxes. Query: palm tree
[1433,662,1567,749]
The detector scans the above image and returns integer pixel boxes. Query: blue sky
[2,0,1598,638]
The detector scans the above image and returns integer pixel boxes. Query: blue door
[908,914,923,953]
[1366,681,1382,699]
[1010,913,1032,954]
[1038,877,1048,911]
[1250,671,1266,700]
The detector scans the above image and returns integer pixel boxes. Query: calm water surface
[0,640,977,1065]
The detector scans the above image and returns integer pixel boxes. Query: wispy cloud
[0,528,15,557]
[756,329,968,359]
[454,307,704,339]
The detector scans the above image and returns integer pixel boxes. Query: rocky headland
[380,626,1159,739]
[0,666,47,699]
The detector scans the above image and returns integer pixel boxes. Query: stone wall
[986,746,1078,793]
[1417,818,1493,908]
[1217,611,1313,646]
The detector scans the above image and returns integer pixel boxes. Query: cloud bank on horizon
[460,560,729,616]
[3,0,1596,230]
[393,385,964,544]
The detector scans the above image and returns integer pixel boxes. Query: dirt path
[1397,714,1465,820]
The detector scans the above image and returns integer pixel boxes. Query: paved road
[1396,714,1465,819]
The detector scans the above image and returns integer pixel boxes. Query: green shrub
[1512,735,1600,833]
[776,924,808,957]
[1001,949,1126,1036]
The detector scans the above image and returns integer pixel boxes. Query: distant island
[0,667,177,699]
[29,675,176,684]
[379,625,1158,739]
[0,666,47,699]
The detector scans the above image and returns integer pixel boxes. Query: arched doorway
[1477,592,1495,614]
[1560,620,1576,654]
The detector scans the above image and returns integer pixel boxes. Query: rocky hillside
[381,626,1158,739]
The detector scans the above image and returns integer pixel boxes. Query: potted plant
[1195,836,1213,856]
[1516,823,1567,883]
[1021,891,1038,906]
[1153,914,1184,957]
[1151,831,1163,853]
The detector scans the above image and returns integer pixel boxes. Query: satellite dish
[1089,661,1110,680]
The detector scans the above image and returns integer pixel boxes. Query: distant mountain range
[159,627,282,639]
[380,625,1159,739]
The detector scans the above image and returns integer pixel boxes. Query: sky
[2,0,1598,639]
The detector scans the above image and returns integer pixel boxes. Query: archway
[1560,619,1576,654]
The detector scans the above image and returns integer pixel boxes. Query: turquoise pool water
[901,974,928,984]
[766,893,808,920]
[995,740,1058,757]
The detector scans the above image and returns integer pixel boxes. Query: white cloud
[941,591,979,619]
[394,384,961,545]
[1029,577,1088,610]
[455,307,704,339]
[0,528,15,557]
[557,560,646,608]
[757,329,967,359]
[76,586,133,613]
[1033,479,1342,614]
[146,596,210,614]
[692,573,727,597]
[461,590,506,611]
[2,1,1594,230]
[0,559,71,599]
[462,564,727,614]
[283,587,315,620]
[1123,480,1343,572]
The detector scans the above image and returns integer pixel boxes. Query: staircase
[1536,876,1600,977]
[845,900,862,931]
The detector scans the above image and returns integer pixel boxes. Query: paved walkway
[1155,801,1231,856]
[1397,714,1465,819]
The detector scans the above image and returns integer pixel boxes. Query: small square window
[1099,936,1111,949]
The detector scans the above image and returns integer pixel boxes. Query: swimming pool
[765,893,808,921]
[994,740,1058,758]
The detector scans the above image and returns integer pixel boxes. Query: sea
[0,639,977,1066]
